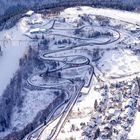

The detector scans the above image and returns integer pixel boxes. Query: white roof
[26,10,34,16]
[30,28,40,33]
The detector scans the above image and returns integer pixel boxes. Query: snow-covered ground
[0,18,30,97]
[128,112,140,139]
[97,49,140,78]
[11,89,56,131]
[57,83,102,140]
[0,5,140,140]
[25,6,140,140]
[0,88,57,138]
[53,6,140,140]
[61,6,140,24]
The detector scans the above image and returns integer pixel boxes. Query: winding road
[24,11,140,140]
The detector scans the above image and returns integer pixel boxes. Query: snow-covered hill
[0,0,140,22]
[0,0,91,17]
[0,2,140,140]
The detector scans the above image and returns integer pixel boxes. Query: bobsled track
[22,12,140,140]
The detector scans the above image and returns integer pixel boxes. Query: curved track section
[25,11,140,140]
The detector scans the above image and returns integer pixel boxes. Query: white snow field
[0,5,140,140]
[61,6,140,24]
[128,112,140,139]
[0,18,30,97]
[26,7,140,140]
[97,49,140,78]
[11,89,56,130]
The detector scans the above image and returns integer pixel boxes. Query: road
[39,81,84,140]
[24,12,140,140]
[25,15,120,140]
[26,53,93,140]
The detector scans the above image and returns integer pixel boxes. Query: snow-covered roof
[25,10,34,16]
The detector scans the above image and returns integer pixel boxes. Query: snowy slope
[0,4,140,139]
[0,0,140,21]
[128,112,140,139]
[0,17,30,97]
[0,0,91,16]
[61,6,140,24]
